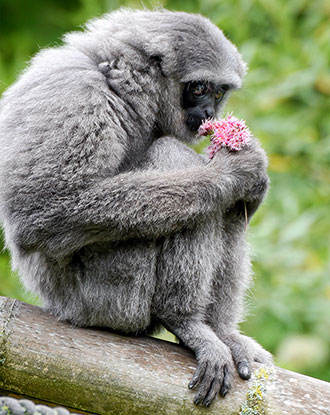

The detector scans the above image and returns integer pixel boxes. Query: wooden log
[0,296,329,415]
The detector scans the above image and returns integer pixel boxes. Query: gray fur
[0,9,272,406]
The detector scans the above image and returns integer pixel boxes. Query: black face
[182,81,231,133]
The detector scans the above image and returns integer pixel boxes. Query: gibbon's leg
[152,212,239,407]
[204,206,273,382]
[142,137,235,406]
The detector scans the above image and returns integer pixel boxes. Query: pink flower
[198,119,215,136]
[198,114,251,159]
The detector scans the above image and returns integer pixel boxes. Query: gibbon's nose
[204,107,214,119]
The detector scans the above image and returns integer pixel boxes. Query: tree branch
[0,297,329,414]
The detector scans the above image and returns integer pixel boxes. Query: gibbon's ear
[149,54,166,77]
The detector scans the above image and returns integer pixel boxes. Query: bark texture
[0,297,329,415]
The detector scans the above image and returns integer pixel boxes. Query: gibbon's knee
[143,136,206,171]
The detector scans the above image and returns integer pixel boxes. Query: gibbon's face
[182,81,231,133]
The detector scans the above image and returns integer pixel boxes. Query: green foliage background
[0,0,329,382]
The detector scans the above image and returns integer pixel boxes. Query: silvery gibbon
[0,9,272,407]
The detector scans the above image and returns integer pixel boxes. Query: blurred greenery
[0,0,329,382]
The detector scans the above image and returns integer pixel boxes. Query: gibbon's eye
[192,83,207,97]
[215,90,224,101]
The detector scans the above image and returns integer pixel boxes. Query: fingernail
[220,386,229,397]
[189,380,196,389]
[193,397,201,406]
[238,361,251,380]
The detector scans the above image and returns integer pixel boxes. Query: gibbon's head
[65,9,247,142]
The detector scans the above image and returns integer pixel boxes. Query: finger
[202,377,221,408]
[237,360,251,380]
[188,361,207,390]
[193,364,215,406]
[220,364,231,397]
[193,380,212,406]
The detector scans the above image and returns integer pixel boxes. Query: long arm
[14,164,229,260]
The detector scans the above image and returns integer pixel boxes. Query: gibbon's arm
[15,144,268,261]
[14,161,241,260]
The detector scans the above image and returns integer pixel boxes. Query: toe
[237,360,251,380]
[189,361,207,389]
[202,378,221,407]
[220,364,231,397]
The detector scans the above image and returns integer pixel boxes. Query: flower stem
[244,201,248,232]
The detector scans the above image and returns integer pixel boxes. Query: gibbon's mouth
[186,115,205,133]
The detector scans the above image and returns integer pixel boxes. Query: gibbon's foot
[220,332,273,381]
[188,341,235,407]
